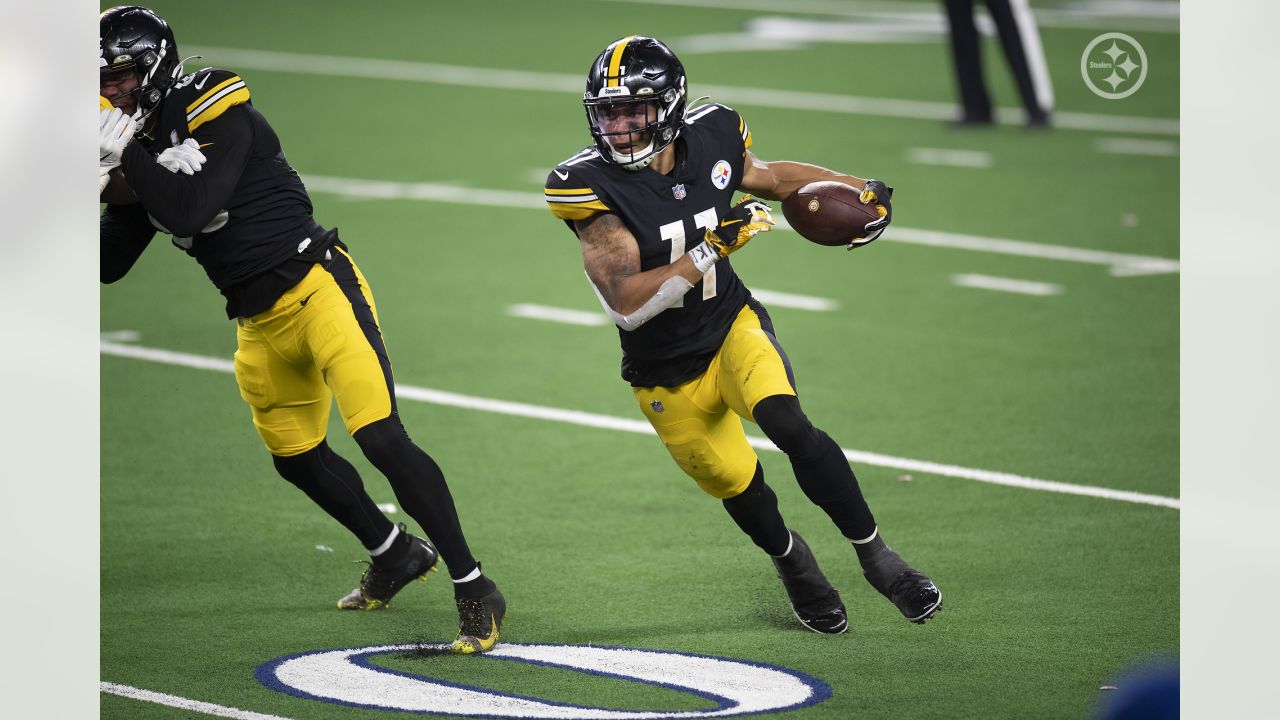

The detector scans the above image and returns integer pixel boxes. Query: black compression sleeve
[120,105,253,237]
[100,202,157,284]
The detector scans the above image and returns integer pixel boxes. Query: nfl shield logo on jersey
[650,400,665,413]
[672,184,686,200]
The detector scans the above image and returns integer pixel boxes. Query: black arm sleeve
[100,202,157,284]
[120,106,253,238]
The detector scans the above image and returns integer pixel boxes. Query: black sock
[721,463,792,556]
[853,533,889,564]
[453,570,497,599]
[271,440,395,550]
[372,526,413,568]
[354,415,478,580]
[754,394,877,541]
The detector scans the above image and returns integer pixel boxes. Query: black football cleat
[771,530,849,635]
[337,526,439,611]
[859,540,942,624]
[451,586,506,654]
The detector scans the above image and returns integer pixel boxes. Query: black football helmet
[100,6,183,124]
[583,36,687,171]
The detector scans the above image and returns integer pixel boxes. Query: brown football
[782,181,880,247]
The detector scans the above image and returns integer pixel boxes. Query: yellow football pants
[233,248,395,457]
[633,304,797,499]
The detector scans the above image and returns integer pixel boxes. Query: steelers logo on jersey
[711,159,732,189]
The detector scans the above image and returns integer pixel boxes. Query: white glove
[157,138,207,175]
[99,166,112,194]
[99,107,137,169]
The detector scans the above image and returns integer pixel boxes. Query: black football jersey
[120,67,328,312]
[546,103,758,388]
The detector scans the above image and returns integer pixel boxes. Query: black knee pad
[754,395,823,459]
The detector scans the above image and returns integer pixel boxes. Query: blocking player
[98,5,504,654]
[545,36,941,633]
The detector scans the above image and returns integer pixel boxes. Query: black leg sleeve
[753,394,878,541]
[943,0,993,121]
[354,415,478,580]
[721,463,792,556]
[271,440,395,550]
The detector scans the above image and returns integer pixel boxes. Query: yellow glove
[707,195,775,253]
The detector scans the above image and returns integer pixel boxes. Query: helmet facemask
[585,85,685,170]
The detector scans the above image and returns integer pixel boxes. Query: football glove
[853,179,893,249]
[688,196,776,272]
[99,107,137,170]
[157,138,207,175]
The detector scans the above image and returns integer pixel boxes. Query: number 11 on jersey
[659,207,719,308]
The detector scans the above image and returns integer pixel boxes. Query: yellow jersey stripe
[544,187,595,196]
[744,129,753,150]
[606,36,636,88]
[548,199,610,221]
[187,87,251,132]
[186,76,243,113]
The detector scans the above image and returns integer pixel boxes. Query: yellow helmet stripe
[606,36,637,88]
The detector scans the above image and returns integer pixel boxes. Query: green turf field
[101,1,1179,718]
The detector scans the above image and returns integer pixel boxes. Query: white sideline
[100,340,1179,510]
[101,682,294,720]
[185,45,1179,136]
[299,174,1180,277]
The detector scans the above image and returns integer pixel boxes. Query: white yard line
[300,174,1180,277]
[100,340,1179,510]
[187,45,1178,136]
[952,273,1063,296]
[745,289,838,311]
[907,147,993,168]
[101,683,294,720]
[506,304,607,326]
[1095,137,1179,157]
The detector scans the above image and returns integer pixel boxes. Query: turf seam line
[100,341,1180,510]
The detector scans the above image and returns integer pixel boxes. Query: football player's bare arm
[739,151,868,201]
[575,212,701,330]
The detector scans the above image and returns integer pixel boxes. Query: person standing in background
[942,0,1054,127]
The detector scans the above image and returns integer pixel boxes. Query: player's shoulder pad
[545,147,611,221]
[684,102,752,151]
[169,67,252,133]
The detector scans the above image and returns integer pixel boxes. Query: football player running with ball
[99,6,504,654]
[545,36,940,634]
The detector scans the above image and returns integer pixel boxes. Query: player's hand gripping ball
[783,180,893,250]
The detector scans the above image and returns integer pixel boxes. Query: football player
[98,6,504,654]
[545,36,941,633]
